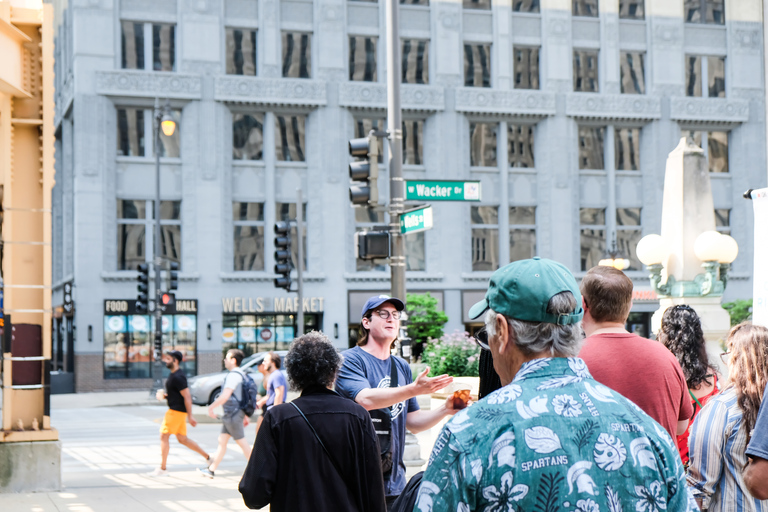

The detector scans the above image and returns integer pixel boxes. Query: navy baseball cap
[361,295,405,319]
[165,350,183,362]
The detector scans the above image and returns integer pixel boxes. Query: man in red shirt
[578,266,692,438]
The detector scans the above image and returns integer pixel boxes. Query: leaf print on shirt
[457,503,470,512]
[604,484,623,512]
[572,419,599,455]
[482,471,529,512]
[652,421,674,449]
[533,472,565,512]
[575,498,600,512]
[629,438,658,471]
[634,481,667,512]
[514,358,552,382]
[593,433,627,471]
[517,395,549,419]
[567,461,599,495]
[568,358,591,379]
[583,382,617,404]
[468,458,483,483]
[537,375,583,390]
[525,426,563,454]
[487,384,523,404]
[552,394,583,418]
[489,431,516,468]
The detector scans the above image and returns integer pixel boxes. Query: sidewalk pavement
[0,390,442,511]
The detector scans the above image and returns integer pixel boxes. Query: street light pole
[296,188,304,337]
[386,0,406,301]
[151,97,164,393]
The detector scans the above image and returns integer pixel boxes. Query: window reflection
[514,47,539,90]
[226,28,257,76]
[470,123,497,167]
[233,113,264,161]
[513,0,539,12]
[685,55,702,97]
[619,0,644,19]
[153,23,175,71]
[117,108,145,157]
[282,32,312,78]
[233,202,265,271]
[275,114,306,162]
[157,110,181,158]
[685,0,725,25]
[464,44,491,88]
[573,49,599,92]
[402,39,429,84]
[117,224,146,271]
[464,0,491,9]
[578,126,605,170]
[615,127,641,171]
[403,120,424,165]
[715,209,730,235]
[471,206,500,271]
[349,36,377,82]
[276,202,308,271]
[580,207,606,271]
[406,232,425,271]
[509,206,536,262]
[573,0,598,17]
[617,208,643,270]
[708,56,725,98]
[121,21,144,70]
[708,131,728,173]
[620,52,645,94]
[508,124,535,168]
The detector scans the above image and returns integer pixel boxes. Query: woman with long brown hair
[687,322,768,511]
[657,304,719,466]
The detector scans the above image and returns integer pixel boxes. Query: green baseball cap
[468,257,583,325]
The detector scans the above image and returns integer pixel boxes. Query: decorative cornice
[95,70,202,99]
[454,88,556,116]
[461,272,492,283]
[566,93,661,121]
[215,76,327,106]
[339,82,445,112]
[345,272,391,283]
[101,271,200,282]
[669,97,749,123]
[219,272,326,282]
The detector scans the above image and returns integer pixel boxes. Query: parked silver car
[188,350,288,406]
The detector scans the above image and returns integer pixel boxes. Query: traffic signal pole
[152,98,164,393]
[385,0,406,301]
[296,188,304,337]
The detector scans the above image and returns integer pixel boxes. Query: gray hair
[484,292,584,357]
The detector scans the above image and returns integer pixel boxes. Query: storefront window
[221,313,321,357]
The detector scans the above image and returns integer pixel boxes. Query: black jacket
[239,386,386,512]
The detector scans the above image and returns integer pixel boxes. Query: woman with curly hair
[687,322,768,511]
[239,331,386,512]
[657,304,720,465]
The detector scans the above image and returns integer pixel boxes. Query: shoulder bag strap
[390,357,398,388]
[290,401,346,480]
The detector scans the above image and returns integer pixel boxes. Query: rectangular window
[578,126,605,170]
[509,206,536,262]
[117,108,145,157]
[620,52,645,94]
[117,200,147,271]
[685,55,702,97]
[687,55,725,98]
[233,202,265,271]
[708,56,725,98]
[406,232,426,271]
[573,49,599,92]
[282,32,312,78]
[464,43,491,88]
[471,206,499,271]
[580,207,606,271]
[513,47,540,90]
[160,200,182,266]
[349,36,377,82]
[275,114,306,162]
[616,207,642,270]
[507,124,535,168]
[715,209,730,235]
[157,110,181,158]
[573,0,598,17]
[685,130,729,173]
[121,21,144,70]
[685,0,725,25]
[619,0,644,19]
[354,118,386,163]
[226,28,257,76]
[276,203,307,271]
[615,127,641,171]
[355,208,387,272]
[470,122,497,167]
[464,0,491,9]
[513,0,540,12]
[401,0,429,4]
[402,39,429,84]
[402,120,424,166]
[153,23,175,72]
[232,113,264,161]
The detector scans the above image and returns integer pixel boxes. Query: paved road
[0,392,438,511]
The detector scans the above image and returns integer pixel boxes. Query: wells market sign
[222,296,325,314]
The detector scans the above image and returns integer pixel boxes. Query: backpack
[236,370,259,417]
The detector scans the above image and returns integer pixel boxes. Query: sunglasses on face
[474,327,490,351]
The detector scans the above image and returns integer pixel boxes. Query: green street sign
[405,180,482,201]
[400,206,433,235]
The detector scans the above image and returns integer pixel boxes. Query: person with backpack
[198,348,253,478]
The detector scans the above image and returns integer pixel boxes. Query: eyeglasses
[720,351,731,364]
[474,327,490,351]
[372,309,401,320]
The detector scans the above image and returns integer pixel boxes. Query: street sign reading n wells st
[405,180,482,201]
[400,205,433,235]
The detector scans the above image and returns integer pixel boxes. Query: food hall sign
[222,296,325,314]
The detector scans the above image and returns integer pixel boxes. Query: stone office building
[51,0,765,392]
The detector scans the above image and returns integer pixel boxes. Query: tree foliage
[722,299,753,326]
[406,292,448,359]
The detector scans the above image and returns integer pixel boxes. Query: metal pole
[296,188,304,337]
[152,98,163,393]
[764,0,768,184]
[386,0,406,301]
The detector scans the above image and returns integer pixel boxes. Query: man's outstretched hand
[413,367,453,395]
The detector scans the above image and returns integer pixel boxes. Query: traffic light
[355,231,390,260]
[154,330,162,354]
[274,221,292,290]
[348,131,379,206]
[167,261,179,291]
[136,263,149,313]
[161,292,175,308]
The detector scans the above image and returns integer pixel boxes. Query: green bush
[723,299,753,326]
[421,330,481,377]
[406,292,448,360]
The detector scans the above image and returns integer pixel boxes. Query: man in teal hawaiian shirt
[417,257,699,512]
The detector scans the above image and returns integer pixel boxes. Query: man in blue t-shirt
[744,383,768,500]
[263,352,287,410]
[336,295,459,510]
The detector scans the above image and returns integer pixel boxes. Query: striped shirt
[687,386,768,511]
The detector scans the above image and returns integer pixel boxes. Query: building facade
[51,0,766,392]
